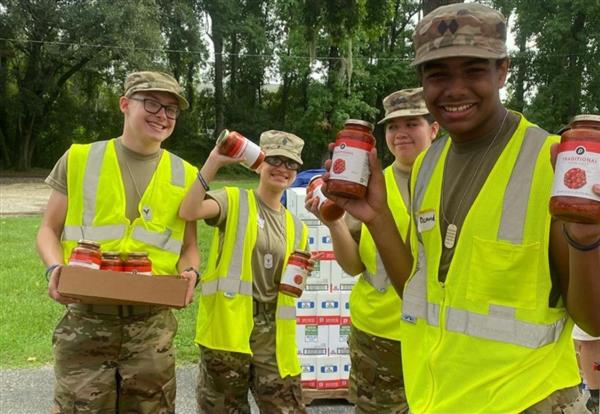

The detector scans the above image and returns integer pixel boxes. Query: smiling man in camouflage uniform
[37,71,200,413]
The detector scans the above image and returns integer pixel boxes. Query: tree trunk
[213,32,225,137]
[566,11,585,119]
[511,26,527,112]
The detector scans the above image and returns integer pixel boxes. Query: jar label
[330,139,371,185]
[68,259,100,270]
[280,263,308,291]
[552,141,600,201]
[242,140,262,169]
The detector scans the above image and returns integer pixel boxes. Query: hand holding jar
[321,143,389,227]
[215,129,265,170]
[305,175,345,222]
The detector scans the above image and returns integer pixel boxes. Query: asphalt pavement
[0,364,353,413]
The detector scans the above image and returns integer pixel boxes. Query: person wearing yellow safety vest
[305,88,438,414]
[318,4,600,414]
[36,71,200,413]
[179,130,310,413]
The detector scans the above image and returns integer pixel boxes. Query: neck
[454,105,509,145]
[394,159,412,172]
[120,129,161,156]
[255,184,283,211]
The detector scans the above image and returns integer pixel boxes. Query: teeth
[445,104,472,112]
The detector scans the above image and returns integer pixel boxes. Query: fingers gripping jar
[307,175,345,221]
[216,129,265,170]
[279,250,312,298]
[328,119,375,199]
[550,114,600,224]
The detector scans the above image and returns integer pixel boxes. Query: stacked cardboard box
[288,187,356,391]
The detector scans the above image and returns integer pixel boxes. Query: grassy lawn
[0,178,257,369]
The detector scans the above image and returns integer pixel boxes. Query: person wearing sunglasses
[37,71,200,413]
[180,130,310,413]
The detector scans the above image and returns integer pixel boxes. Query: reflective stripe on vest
[361,167,404,292]
[200,190,251,297]
[63,141,187,251]
[278,305,296,320]
[405,126,565,348]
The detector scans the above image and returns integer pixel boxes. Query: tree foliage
[1,0,597,170]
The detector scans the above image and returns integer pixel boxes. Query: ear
[119,96,129,115]
[497,58,510,88]
[430,121,440,140]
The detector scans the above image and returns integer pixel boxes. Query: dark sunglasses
[128,96,180,120]
[263,156,301,171]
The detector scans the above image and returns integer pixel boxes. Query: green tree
[0,0,163,170]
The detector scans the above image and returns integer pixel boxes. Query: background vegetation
[1,0,598,172]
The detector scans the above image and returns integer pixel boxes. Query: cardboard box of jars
[58,248,188,308]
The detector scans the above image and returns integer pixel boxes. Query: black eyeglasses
[128,96,180,120]
[264,156,301,171]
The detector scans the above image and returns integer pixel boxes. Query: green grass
[0,178,257,369]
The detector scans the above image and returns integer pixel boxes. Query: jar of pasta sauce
[100,252,123,272]
[328,119,375,199]
[216,129,265,170]
[279,250,312,298]
[68,240,102,269]
[307,175,344,221]
[550,114,600,224]
[124,252,152,275]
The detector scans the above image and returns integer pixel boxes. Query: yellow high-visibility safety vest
[402,114,580,413]
[195,187,308,378]
[351,166,408,341]
[63,139,197,275]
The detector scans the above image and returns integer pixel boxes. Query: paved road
[0,365,352,413]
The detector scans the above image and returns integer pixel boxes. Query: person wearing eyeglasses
[37,71,200,413]
[179,131,310,413]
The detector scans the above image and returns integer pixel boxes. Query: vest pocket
[466,237,540,310]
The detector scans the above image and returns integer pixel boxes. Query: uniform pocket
[466,236,540,310]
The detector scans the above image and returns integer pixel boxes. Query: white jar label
[242,140,262,169]
[280,263,308,291]
[329,139,371,185]
[551,141,600,201]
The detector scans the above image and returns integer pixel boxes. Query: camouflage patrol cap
[378,87,429,124]
[259,130,304,165]
[412,3,507,66]
[124,71,189,110]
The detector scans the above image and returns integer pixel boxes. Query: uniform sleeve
[45,151,69,195]
[205,188,228,228]
[344,213,363,244]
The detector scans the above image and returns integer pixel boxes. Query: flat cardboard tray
[58,265,188,308]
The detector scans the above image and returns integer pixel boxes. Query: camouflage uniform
[51,304,177,414]
[348,326,407,414]
[196,302,305,414]
[521,386,592,414]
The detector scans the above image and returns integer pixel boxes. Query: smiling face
[385,116,438,167]
[421,57,508,142]
[257,156,298,193]
[120,91,178,147]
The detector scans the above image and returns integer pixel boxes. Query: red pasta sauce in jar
[307,175,345,222]
[279,250,312,298]
[550,114,600,224]
[216,129,265,170]
[123,252,153,275]
[327,119,375,199]
[100,252,123,272]
[68,240,102,269]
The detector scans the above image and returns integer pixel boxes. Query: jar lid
[571,114,600,124]
[307,174,323,186]
[102,251,121,257]
[215,129,230,145]
[344,119,374,131]
[77,239,100,248]
[127,252,149,257]
[292,250,312,259]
